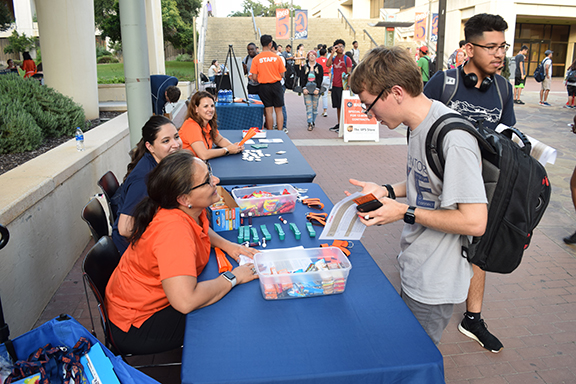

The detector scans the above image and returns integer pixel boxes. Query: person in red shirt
[179,91,244,159]
[105,150,258,354]
[316,46,331,117]
[21,52,37,79]
[326,39,353,133]
[250,34,286,131]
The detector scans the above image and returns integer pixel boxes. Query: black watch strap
[383,184,396,200]
[404,206,416,224]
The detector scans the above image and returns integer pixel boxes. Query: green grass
[96,61,196,83]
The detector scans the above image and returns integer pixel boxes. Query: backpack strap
[492,74,505,122]
[440,69,459,105]
[425,113,495,179]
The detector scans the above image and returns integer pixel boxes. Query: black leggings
[110,306,186,355]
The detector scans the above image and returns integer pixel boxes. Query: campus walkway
[34,78,576,383]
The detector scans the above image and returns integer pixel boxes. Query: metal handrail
[250,9,260,41]
[337,9,356,40]
[197,5,208,71]
[363,29,378,48]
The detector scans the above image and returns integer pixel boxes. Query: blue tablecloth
[216,101,264,130]
[210,130,316,185]
[181,183,444,384]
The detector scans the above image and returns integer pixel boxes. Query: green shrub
[97,55,119,64]
[175,53,193,62]
[96,45,112,58]
[97,75,125,84]
[0,74,85,154]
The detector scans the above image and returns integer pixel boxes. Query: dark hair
[352,40,358,45]
[319,48,327,56]
[278,44,283,48]
[272,41,278,50]
[297,43,303,50]
[333,39,345,47]
[286,44,291,49]
[125,115,175,181]
[459,40,466,48]
[211,59,218,66]
[247,42,256,48]
[464,14,508,42]
[345,51,356,66]
[568,59,576,72]
[186,91,218,143]
[521,45,529,51]
[260,34,273,47]
[317,44,322,49]
[165,85,181,103]
[23,52,32,61]
[327,46,333,53]
[129,150,197,244]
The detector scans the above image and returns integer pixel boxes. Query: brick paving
[32,78,576,383]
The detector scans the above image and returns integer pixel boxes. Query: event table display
[215,100,264,130]
[210,130,316,185]
[181,183,445,384]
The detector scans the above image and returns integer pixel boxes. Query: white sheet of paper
[319,192,366,240]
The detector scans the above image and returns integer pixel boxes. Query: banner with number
[414,12,427,42]
[431,13,438,43]
[294,10,308,39]
[276,9,290,39]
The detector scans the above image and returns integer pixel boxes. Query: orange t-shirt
[105,208,211,332]
[179,118,219,156]
[21,59,37,78]
[250,51,286,84]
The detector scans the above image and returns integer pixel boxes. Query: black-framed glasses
[361,87,388,116]
[190,161,214,191]
[469,42,510,55]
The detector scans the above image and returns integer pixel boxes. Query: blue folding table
[181,183,444,384]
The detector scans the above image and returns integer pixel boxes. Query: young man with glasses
[424,13,516,353]
[349,46,488,346]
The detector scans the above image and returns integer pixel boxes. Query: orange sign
[294,10,308,39]
[414,12,427,42]
[276,9,289,39]
[343,98,377,125]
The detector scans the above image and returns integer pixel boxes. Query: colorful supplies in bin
[232,184,297,217]
[208,187,240,232]
[254,247,352,300]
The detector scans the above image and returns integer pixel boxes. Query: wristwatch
[404,206,416,225]
[221,271,237,288]
[223,147,229,156]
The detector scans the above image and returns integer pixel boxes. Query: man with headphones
[424,13,516,353]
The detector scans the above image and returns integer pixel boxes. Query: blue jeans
[281,84,287,129]
[303,93,319,124]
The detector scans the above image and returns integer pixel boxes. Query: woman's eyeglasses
[190,161,214,191]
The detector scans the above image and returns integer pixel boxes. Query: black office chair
[81,198,110,241]
[82,236,180,367]
[97,171,120,223]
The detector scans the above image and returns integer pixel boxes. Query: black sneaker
[329,124,339,132]
[517,100,525,105]
[458,315,503,353]
[563,231,576,244]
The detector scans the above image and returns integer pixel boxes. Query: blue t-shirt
[112,152,158,255]
[423,70,516,131]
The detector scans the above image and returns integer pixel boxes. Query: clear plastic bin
[232,184,297,217]
[254,247,352,300]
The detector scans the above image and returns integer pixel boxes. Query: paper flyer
[495,124,557,166]
[319,192,366,240]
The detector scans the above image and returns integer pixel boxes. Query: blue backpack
[533,58,547,82]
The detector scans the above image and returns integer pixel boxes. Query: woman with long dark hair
[179,91,243,160]
[106,150,258,354]
[111,115,182,255]
[20,52,36,78]
[564,59,576,108]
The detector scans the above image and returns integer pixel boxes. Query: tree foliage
[0,1,13,32]
[3,31,37,55]
[93,0,200,51]
[229,0,300,17]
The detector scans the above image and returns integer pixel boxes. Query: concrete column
[36,0,99,120]
[146,0,166,75]
[12,0,35,37]
[119,0,153,148]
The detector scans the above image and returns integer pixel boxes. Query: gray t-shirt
[515,53,525,78]
[400,101,487,305]
[244,55,259,86]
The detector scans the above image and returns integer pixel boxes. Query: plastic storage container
[232,184,297,217]
[254,247,352,300]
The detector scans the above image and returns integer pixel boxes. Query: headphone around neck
[460,64,494,92]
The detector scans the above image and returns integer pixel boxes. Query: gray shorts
[401,290,454,345]
[541,77,551,91]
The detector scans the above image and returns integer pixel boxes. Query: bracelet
[383,184,396,200]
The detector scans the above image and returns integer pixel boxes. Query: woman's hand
[232,263,259,285]
[222,242,258,262]
[345,178,386,199]
[228,143,244,155]
[303,89,309,95]
[313,89,319,95]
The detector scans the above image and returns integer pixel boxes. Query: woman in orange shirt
[105,150,258,354]
[20,52,37,78]
[179,91,243,159]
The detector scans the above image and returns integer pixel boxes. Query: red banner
[276,9,289,39]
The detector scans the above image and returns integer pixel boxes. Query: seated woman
[105,150,258,355]
[208,59,221,82]
[179,91,243,160]
[111,115,182,255]
[21,52,36,79]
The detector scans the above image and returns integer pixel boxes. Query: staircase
[202,17,384,74]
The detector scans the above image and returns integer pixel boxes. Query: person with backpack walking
[347,45,488,345]
[539,50,553,106]
[563,59,576,108]
[424,13,516,353]
[417,46,431,85]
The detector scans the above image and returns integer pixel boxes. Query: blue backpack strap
[440,68,459,105]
